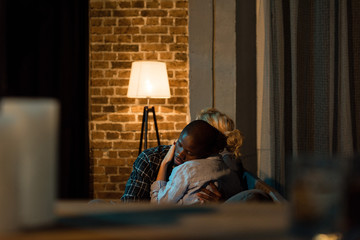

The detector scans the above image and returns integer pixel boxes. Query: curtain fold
[257,0,360,197]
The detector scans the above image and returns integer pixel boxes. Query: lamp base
[138,106,160,155]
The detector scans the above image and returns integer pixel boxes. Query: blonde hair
[196,108,244,158]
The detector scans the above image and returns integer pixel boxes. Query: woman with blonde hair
[196,108,244,171]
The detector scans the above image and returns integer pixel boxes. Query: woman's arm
[156,142,176,181]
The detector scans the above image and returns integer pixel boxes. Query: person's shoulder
[141,145,171,156]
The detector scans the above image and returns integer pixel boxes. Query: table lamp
[127,61,170,155]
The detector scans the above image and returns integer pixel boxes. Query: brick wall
[89,0,189,199]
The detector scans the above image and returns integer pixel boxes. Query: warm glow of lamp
[127,61,170,99]
[127,61,171,155]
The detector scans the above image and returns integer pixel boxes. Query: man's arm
[121,152,152,202]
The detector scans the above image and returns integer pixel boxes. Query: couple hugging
[121,109,246,205]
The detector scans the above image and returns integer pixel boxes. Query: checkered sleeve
[120,145,170,202]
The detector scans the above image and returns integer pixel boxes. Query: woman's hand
[156,142,176,181]
[161,142,176,167]
[196,182,223,203]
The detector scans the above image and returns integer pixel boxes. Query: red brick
[93,175,109,183]
[113,10,139,17]
[91,88,101,95]
[140,44,167,51]
[132,35,145,43]
[91,141,112,149]
[109,114,135,122]
[160,1,173,8]
[118,150,132,158]
[175,53,187,61]
[90,10,111,17]
[110,175,130,182]
[105,70,117,78]
[132,1,144,8]
[169,79,187,87]
[118,19,131,26]
[114,27,139,34]
[170,44,187,51]
[146,35,160,43]
[176,1,188,8]
[141,26,168,34]
[161,35,173,43]
[104,19,117,26]
[91,53,103,60]
[91,105,102,113]
[91,19,102,26]
[91,97,108,104]
[120,132,135,140]
[117,35,131,43]
[92,131,105,140]
[167,114,187,122]
[91,79,108,86]
[117,53,131,60]
[146,1,159,8]
[141,10,167,17]
[175,18,187,26]
[105,2,117,9]
[110,97,135,104]
[176,36,188,43]
[98,158,125,166]
[115,88,128,95]
[124,123,142,131]
[145,52,158,60]
[113,141,139,149]
[109,79,129,86]
[108,151,118,158]
[169,10,187,17]
[104,35,117,43]
[161,18,173,25]
[175,122,187,130]
[119,2,131,8]
[105,183,118,191]
[92,166,105,174]
[132,53,145,60]
[168,97,188,104]
[96,123,123,131]
[93,61,109,69]
[90,2,103,9]
[103,106,115,112]
[115,106,131,113]
[91,150,104,158]
[146,18,159,25]
[132,18,145,25]
[170,26,187,34]
[160,52,173,60]
[113,44,138,52]
[91,44,111,52]
[91,114,108,121]
[111,61,132,69]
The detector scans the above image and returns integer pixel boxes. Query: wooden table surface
[1,201,292,240]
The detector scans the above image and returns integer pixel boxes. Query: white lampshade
[127,61,171,99]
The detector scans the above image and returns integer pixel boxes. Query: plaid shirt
[121,145,172,202]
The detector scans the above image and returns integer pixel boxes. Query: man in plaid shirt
[121,121,224,203]
[120,145,171,202]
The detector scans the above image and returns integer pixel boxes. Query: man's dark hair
[181,120,227,155]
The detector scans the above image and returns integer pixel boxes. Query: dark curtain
[0,0,90,199]
[259,0,360,197]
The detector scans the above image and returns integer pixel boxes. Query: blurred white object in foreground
[1,98,59,228]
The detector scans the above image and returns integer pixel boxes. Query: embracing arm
[151,143,189,204]
[121,152,152,202]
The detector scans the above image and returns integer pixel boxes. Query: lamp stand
[138,106,160,155]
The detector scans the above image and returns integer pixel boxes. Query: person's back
[151,155,242,205]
